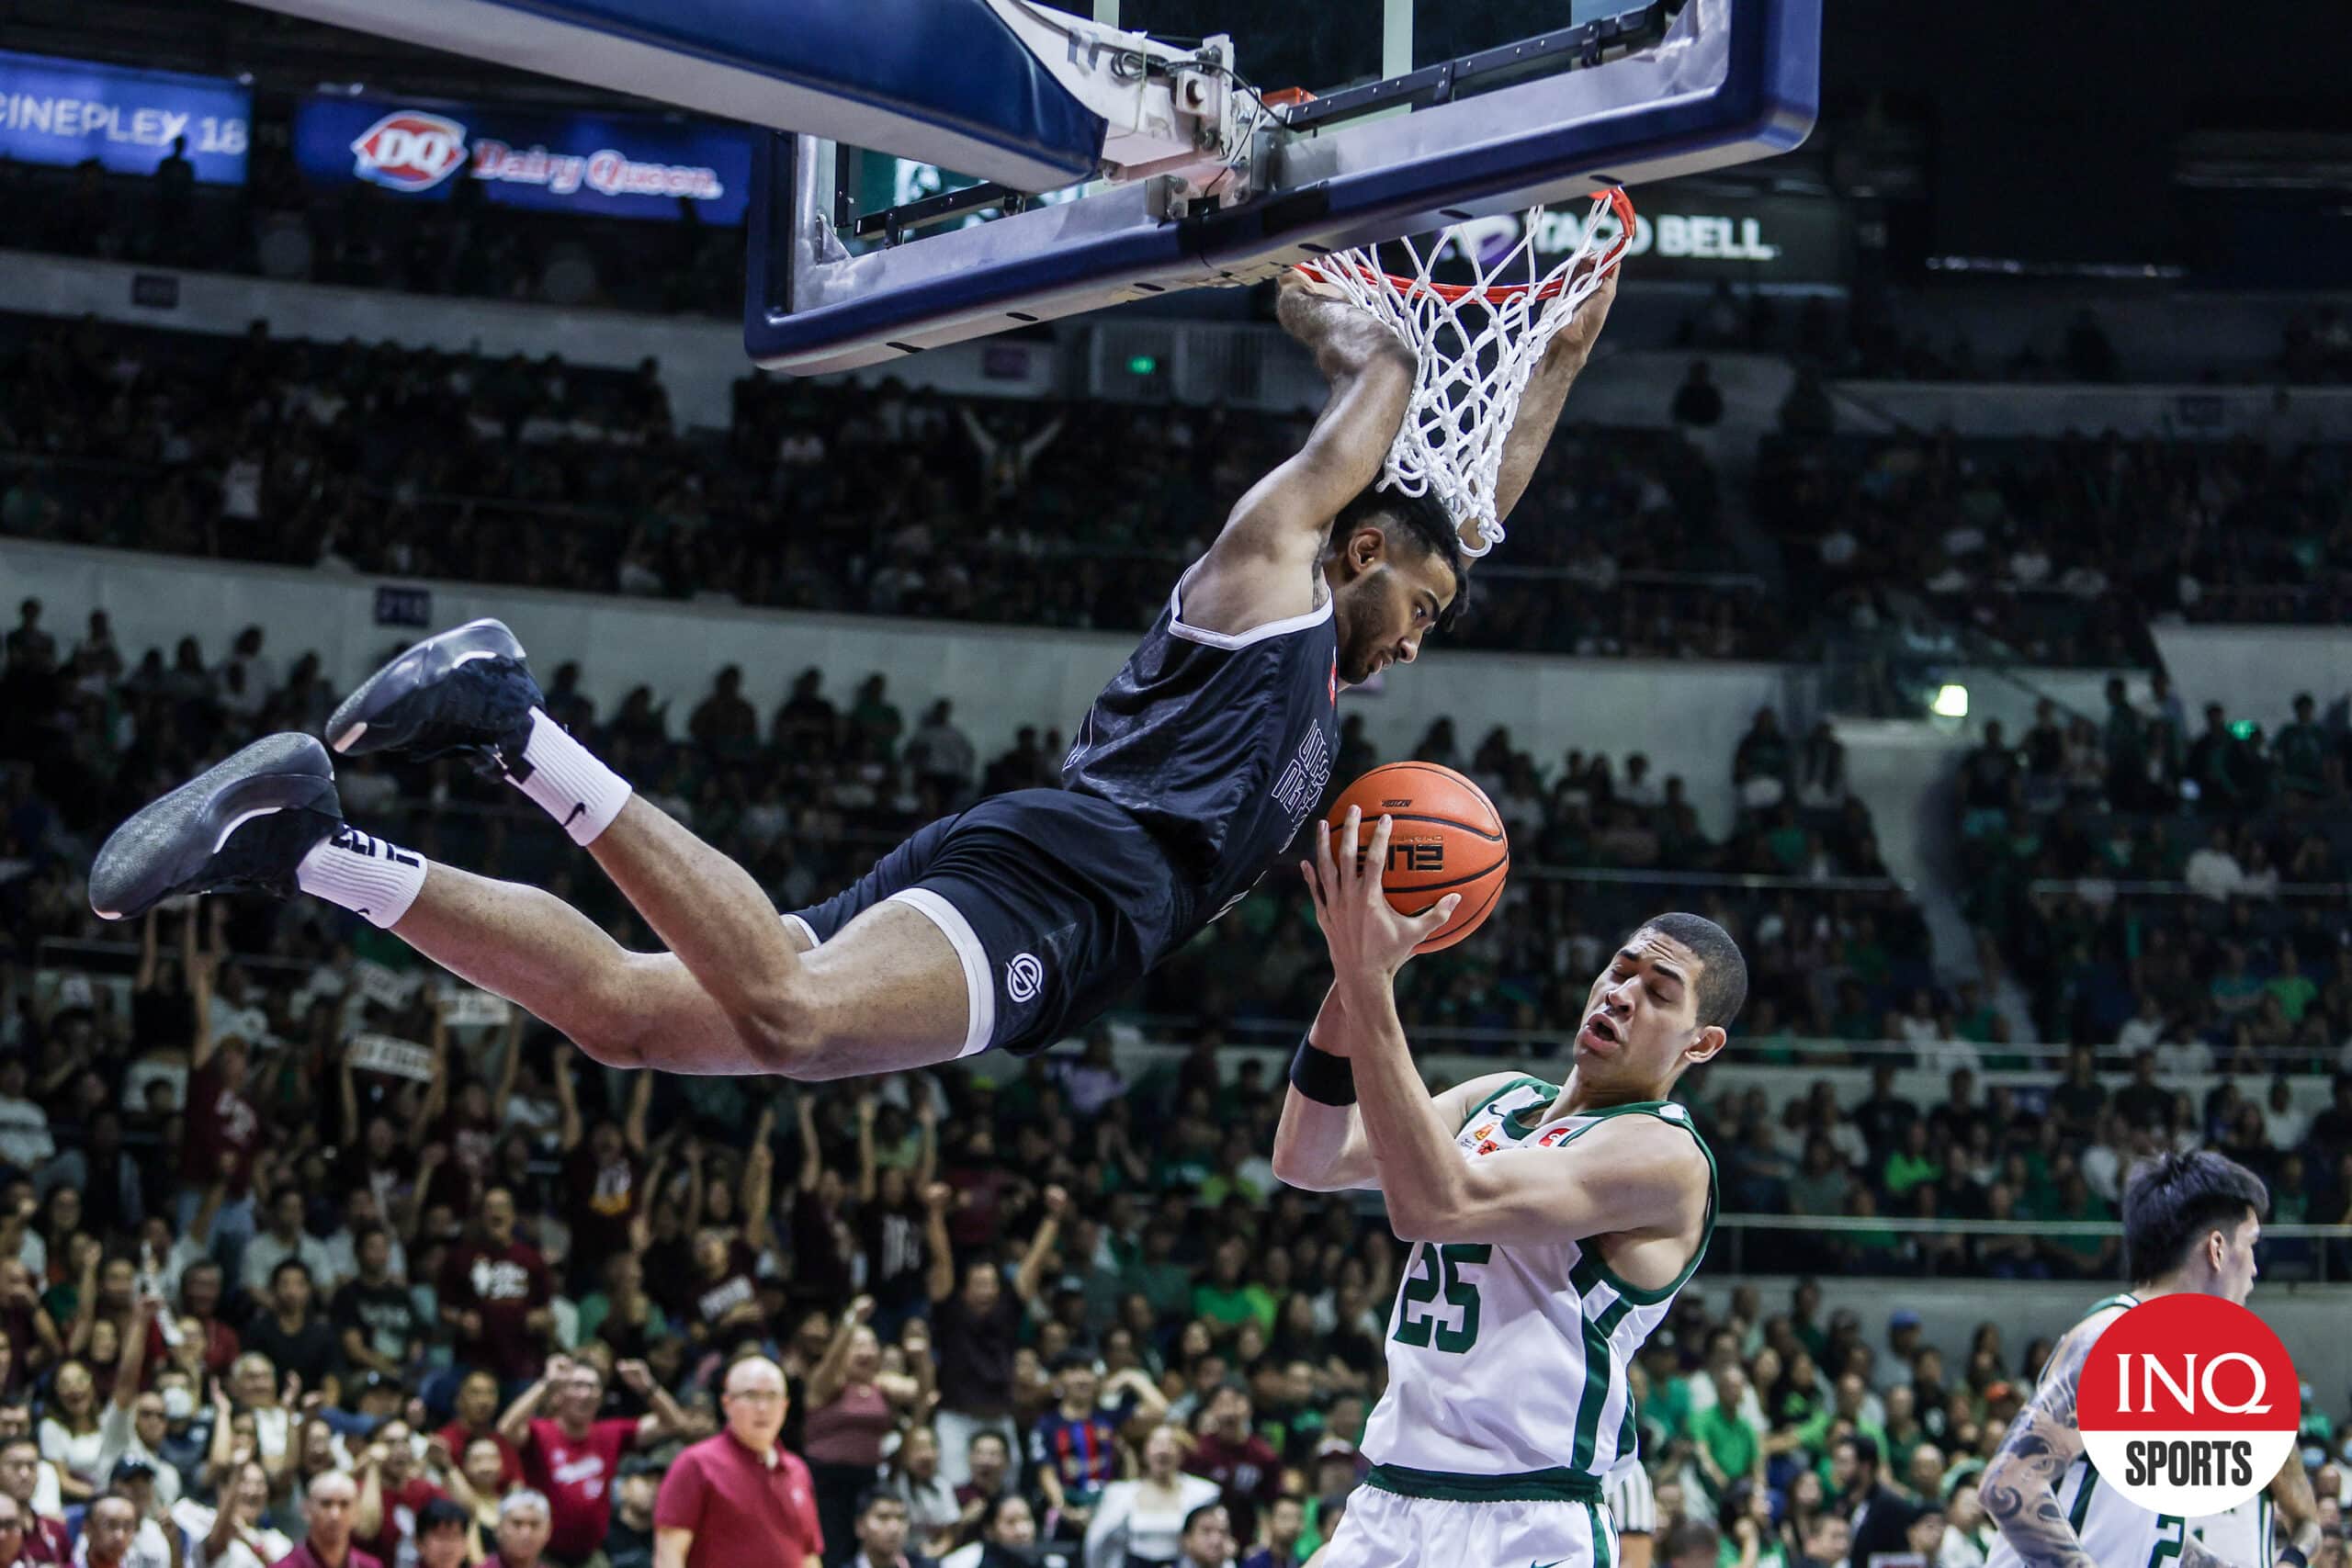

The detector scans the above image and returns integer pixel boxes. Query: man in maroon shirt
[438,1190,554,1386]
[653,1357,822,1568]
[271,1471,383,1568]
[498,1356,686,1566]
[492,1493,553,1568]
[1186,1385,1280,1546]
[353,1419,444,1567]
[179,951,261,1271]
[558,1070,649,1292]
[0,1439,67,1563]
[74,1494,141,1568]
[0,1491,27,1568]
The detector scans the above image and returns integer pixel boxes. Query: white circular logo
[1005,953,1044,1003]
[2077,1294,2299,1517]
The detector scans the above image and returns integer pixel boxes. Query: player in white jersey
[1276,809,1745,1568]
[2192,1456,2322,1568]
[1980,1151,2318,1568]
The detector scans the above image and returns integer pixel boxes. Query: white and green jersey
[1361,1078,1716,1506]
[2188,1491,2272,1568]
[1988,1292,2188,1568]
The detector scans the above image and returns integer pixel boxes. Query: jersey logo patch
[1538,1124,1577,1147]
[1329,650,1338,706]
[1005,953,1044,1003]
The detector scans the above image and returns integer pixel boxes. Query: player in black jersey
[88,268,1617,1079]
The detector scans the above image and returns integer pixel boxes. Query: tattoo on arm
[1979,1324,2098,1568]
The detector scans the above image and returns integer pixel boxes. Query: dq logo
[349,110,469,192]
[1005,953,1044,1004]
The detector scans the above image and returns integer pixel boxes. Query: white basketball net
[1298,189,1634,558]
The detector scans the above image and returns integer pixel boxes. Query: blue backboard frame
[746,0,1819,374]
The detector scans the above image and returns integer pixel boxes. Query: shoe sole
[89,733,338,920]
[328,618,528,756]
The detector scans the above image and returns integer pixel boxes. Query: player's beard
[1331,590,1384,684]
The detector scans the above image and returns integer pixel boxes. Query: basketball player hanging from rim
[89,197,1628,1082]
[1280,805,1744,1568]
[1977,1150,2321,1568]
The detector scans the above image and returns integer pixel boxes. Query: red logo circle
[2077,1293,2298,1517]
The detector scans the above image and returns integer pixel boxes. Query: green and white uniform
[1322,1080,1716,1568]
[1988,1292,2194,1568]
[2188,1491,2273,1568]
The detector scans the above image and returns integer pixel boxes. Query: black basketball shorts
[784,788,1196,1056]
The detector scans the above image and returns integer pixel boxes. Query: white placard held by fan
[346,1032,436,1083]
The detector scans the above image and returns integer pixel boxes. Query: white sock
[505,707,632,846]
[297,828,427,930]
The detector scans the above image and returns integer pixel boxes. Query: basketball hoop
[1296,188,1635,558]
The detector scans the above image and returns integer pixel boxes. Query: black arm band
[1290,1038,1357,1106]
[2278,1547,2308,1568]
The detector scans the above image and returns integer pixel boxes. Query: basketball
[1325,762,1510,953]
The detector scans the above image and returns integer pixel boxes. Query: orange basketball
[1325,761,1510,953]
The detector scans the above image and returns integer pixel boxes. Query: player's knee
[566,956,668,1070]
[571,1028,650,1072]
[735,981,831,1079]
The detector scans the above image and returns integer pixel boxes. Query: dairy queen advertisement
[292,93,754,225]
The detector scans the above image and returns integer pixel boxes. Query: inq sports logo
[2077,1294,2299,1517]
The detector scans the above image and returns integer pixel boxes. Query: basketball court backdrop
[220,0,1820,372]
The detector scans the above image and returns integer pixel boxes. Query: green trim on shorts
[1364,1463,1604,1504]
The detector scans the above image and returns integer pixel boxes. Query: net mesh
[1297,188,1635,558]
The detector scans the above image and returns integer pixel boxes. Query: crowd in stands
[0,597,1923,1051]
[1752,426,2352,666]
[9,307,2346,677]
[0,143,740,319]
[1953,680,2352,1057]
[4,612,2352,1568]
[1680,281,2352,390]
[0,313,1757,661]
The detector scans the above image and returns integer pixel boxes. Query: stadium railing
[1708,1213,2352,1282]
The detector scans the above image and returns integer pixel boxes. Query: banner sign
[292,95,753,225]
[0,49,249,184]
[438,988,512,1028]
[353,959,419,1010]
[1442,193,1851,284]
[346,1032,436,1083]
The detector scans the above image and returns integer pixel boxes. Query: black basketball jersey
[1062,563,1341,925]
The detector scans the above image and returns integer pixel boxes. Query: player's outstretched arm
[1182,276,1415,635]
[1271,984,1519,1192]
[1977,1322,2103,1568]
[1489,266,1620,531]
[2268,1449,2324,1566]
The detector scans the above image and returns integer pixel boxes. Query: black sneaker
[327,618,542,769]
[90,733,344,919]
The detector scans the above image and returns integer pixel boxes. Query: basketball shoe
[89,733,345,919]
[326,618,543,772]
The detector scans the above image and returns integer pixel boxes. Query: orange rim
[1297,188,1636,304]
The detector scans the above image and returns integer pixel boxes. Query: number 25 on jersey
[1394,1242,1490,1354]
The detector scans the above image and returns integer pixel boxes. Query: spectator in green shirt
[1191,1236,1276,1341]
[1794,1371,1888,1471]
[1882,1122,1941,1201]
[1120,1225,1196,1320]
[2267,947,2319,1024]
[1689,1360,1764,1501]
[2274,694,2329,799]
[1197,1129,1272,1209]
[1636,1345,1693,1452]
[2035,1170,2118,1280]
